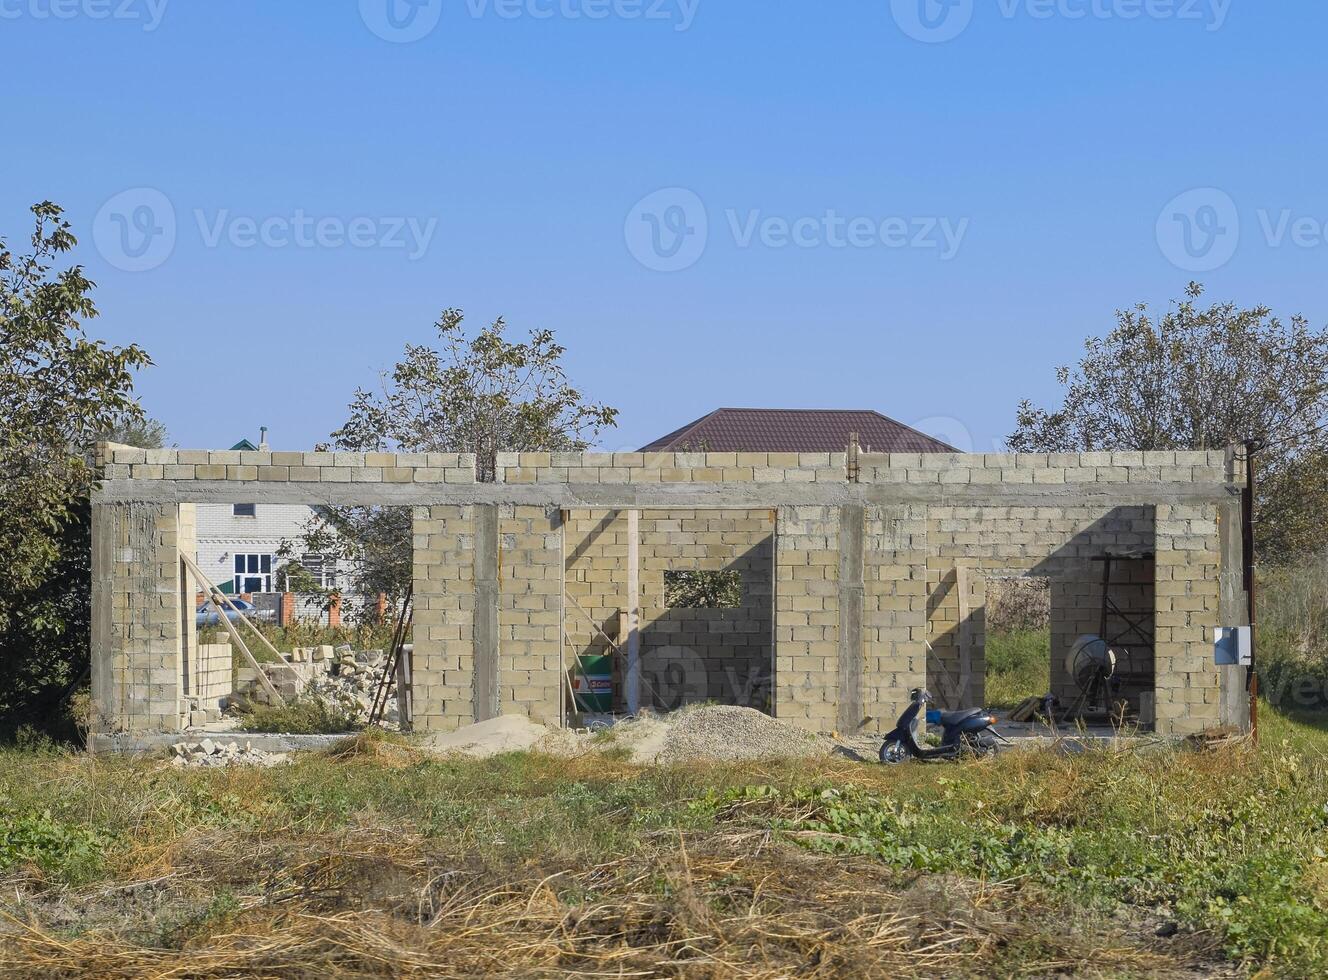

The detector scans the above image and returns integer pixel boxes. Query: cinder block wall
[92,445,1241,737]
[565,509,774,713]
[499,505,563,726]
[90,501,188,732]
[924,505,1157,711]
[863,504,929,731]
[411,505,476,733]
[193,643,232,707]
[774,506,842,730]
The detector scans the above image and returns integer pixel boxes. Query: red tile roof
[639,408,956,453]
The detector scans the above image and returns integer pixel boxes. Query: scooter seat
[933,707,989,728]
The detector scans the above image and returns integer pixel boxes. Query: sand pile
[417,705,839,763]
[420,715,554,758]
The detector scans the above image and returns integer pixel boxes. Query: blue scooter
[879,688,1004,763]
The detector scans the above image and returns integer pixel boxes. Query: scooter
[879,688,1005,764]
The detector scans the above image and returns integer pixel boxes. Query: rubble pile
[170,739,284,768]
[234,644,401,727]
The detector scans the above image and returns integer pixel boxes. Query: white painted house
[194,435,339,596]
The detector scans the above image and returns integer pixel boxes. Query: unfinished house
[88,446,1250,747]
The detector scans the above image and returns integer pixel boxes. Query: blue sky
[3,0,1324,453]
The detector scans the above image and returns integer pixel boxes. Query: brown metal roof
[639,408,957,453]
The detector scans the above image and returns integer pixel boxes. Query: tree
[304,310,618,604]
[1009,283,1328,561]
[0,202,153,733]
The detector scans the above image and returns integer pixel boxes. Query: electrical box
[1214,626,1252,667]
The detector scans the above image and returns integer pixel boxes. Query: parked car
[196,598,259,627]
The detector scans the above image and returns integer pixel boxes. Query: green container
[573,654,614,713]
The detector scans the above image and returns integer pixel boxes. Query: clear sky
[3,0,1324,454]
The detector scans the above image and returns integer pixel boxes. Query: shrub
[1259,558,1328,711]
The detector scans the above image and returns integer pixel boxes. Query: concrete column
[836,504,865,731]
[473,504,500,722]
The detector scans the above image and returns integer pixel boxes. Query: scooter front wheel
[879,737,909,765]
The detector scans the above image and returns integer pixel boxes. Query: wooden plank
[182,553,284,705]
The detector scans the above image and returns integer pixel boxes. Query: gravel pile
[655,705,834,763]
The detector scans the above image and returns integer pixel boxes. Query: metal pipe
[1242,437,1265,743]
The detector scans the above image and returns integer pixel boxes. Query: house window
[233,553,273,594]
[233,504,256,518]
[299,554,338,590]
[664,570,742,609]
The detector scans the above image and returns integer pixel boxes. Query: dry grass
[4,732,1320,978]
[0,825,1216,979]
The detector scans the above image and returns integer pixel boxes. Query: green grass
[985,627,1051,707]
[1,711,1326,974]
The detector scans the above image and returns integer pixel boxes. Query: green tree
[305,310,618,604]
[1009,283,1328,561]
[0,202,153,734]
